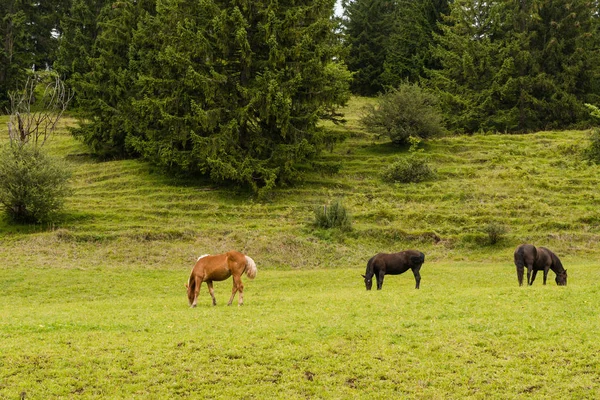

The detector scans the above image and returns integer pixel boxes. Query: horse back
[375,250,423,275]
[514,244,536,267]
[536,247,557,270]
[193,253,233,281]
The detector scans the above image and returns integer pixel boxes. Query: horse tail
[245,255,257,279]
[514,246,526,268]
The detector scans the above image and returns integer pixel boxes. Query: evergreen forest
[2,0,600,191]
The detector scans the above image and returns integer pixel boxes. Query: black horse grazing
[514,244,567,286]
[362,250,425,290]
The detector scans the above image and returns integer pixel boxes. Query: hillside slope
[1,98,599,270]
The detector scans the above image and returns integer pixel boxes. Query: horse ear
[361,274,366,278]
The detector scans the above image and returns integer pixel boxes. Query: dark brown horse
[362,250,425,290]
[514,244,567,286]
[186,251,257,307]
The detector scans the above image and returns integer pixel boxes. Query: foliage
[7,72,73,147]
[360,83,445,144]
[342,0,396,95]
[0,144,71,223]
[481,222,508,245]
[342,0,449,94]
[583,129,600,164]
[381,154,436,183]
[381,0,450,87]
[70,0,154,159]
[429,0,600,133]
[3,98,600,258]
[583,104,600,164]
[313,199,352,230]
[71,0,350,195]
[54,0,109,108]
[0,0,69,110]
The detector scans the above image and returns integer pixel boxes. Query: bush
[481,222,508,245]
[313,199,352,230]
[0,145,72,223]
[584,129,600,164]
[360,83,445,145]
[381,155,436,183]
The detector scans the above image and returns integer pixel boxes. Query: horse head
[555,269,567,286]
[362,274,374,290]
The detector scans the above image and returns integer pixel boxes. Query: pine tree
[1,1,28,110]
[381,0,449,86]
[125,0,350,194]
[342,0,396,95]
[71,0,155,157]
[1,0,70,110]
[54,0,109,106]
[429,0,600,133]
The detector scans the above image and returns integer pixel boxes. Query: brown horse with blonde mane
[186,251,257,307]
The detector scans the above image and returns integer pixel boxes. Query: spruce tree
[342,0,396,95]
[381,0,449,86]
[1,0,73,110]
[71,0,154,157]
[126,0,350,193]
[54,0,109,106]
[1,1,28,110]
[429,0,600,133]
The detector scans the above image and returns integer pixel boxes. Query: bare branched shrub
[1,73,73,224]
[7,73,73,147]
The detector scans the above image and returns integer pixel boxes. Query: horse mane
[245,255,257,279]
[365,255,376,276]
[551,252,565,272]
[197,254,210,261]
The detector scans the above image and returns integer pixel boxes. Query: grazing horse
[186,251,257,307]
[362,250,425,290]
[514,244,567,286]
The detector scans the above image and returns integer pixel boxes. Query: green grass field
[1,98,600,398]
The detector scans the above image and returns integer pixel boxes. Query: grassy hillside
[1,97,599,270]
[2,98,600,398]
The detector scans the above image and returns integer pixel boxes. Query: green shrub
[584,129,600,164]
[360,83,445,145]
[381,155,436,184]
[313,199,352,230]
[0,145,72,223]
[480,222,508,245]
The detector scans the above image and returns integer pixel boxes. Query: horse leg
[227,275,244,306]
[530,269,538,286]
[206,281,217,306]
[377,271,385,290]
[192,276,203,307]
[527,266,533,286]
[543,267,550,285]
[516,265,524,286]
[412,266,421,289]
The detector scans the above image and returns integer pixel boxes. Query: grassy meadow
[1,97,600,398]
